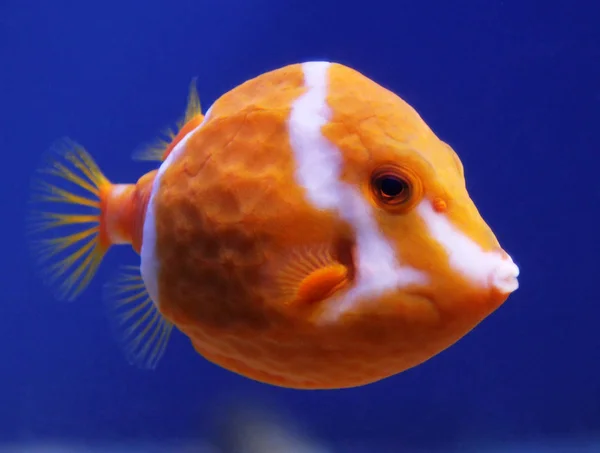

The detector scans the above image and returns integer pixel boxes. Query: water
[1,0,598,451]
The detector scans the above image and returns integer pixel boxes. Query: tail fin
[26,138,113,301]
[132,78,204,162]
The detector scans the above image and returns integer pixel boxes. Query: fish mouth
[489,253,520,295]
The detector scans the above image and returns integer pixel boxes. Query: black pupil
[379,176,405,198]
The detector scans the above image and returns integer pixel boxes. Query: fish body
[28,62,519,389]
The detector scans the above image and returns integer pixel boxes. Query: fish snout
[489,249,520,295]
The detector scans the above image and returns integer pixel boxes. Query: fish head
[299,63,519,329]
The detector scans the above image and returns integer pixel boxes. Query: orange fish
[27,62,519,389]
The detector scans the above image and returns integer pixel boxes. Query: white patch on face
[288,61,428,320]
[140,107,213,306]
[417,200,519,294]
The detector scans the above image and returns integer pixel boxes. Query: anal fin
[103,265,173,370]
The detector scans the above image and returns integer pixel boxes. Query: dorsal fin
[132,78,204,163]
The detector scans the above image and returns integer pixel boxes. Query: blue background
[1,0,598,449]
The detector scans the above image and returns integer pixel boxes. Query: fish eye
[371,168,412,207]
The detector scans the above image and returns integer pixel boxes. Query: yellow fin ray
[26,138,111,301]
[131,78,203,162]
[104,265,173,370]
[183,77,202,123]
[130,129,176,162]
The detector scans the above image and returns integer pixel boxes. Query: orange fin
[26,138,112,301]
[275,244,351,307]
[132,78,204,163]
[104,265,173,370]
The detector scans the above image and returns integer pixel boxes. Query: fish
[26,61,520,389]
